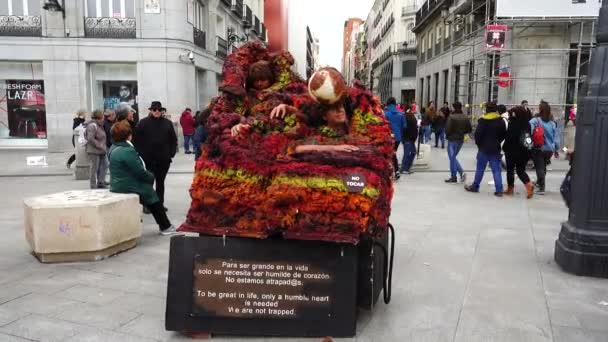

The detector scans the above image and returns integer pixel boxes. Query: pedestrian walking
[425,101,437,143]
[135,101,178,210]
[384,97,406,180]
[530,101,560,195]
[193,106,211,161]
[503,106,534,198]
[433,103,448,148]
[401,108,418,174]
[84,110,108,189]
[419,107,428,144]
[521,100,533,121]
[103,109,115,149]
[465,101,507,196]
[445,102,471,183]
[66,110,86,169]
[108,121,181,236]
[180,108,195,154]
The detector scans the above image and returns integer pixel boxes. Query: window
[402,60,417,77]
[86,0,135,18]
[434,72,439,105]
[436,25,442,43]
[0,0,41,16]
[442,69,449,104]
[453,65,460,102]
[193,0,206,31]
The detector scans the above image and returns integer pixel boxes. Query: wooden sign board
[166,235,358,337]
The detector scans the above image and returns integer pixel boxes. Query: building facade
[342,18,363,75]
[413,0,597,122]
[0,0,265,151]
[367,0,417,104]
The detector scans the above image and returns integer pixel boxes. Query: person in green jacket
[108,121,181,236]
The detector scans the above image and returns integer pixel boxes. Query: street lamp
[43,0,65,19]
[554,0,608,278]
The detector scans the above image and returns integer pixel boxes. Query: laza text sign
[192,257,332,318]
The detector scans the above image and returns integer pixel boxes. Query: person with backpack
[66,110,86,169]
[445,102,472,183]
[84,109,108,189]
[465,101,507,196]
[384,97,406,180]
[530,101,560,195]
[503,106,534,198]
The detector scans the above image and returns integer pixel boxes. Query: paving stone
[552,326,608,342]
[52,302,141,330]
[64,327,158,342]
[0,332,35,341]
[0,293,83,316]
[0,314,86,342]
[56,284,128,305]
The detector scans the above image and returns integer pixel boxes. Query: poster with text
[2,80,46,139]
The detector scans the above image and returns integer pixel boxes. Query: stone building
[0,0,265,150]
[413,0,598,121]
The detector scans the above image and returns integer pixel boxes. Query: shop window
[401,60,416,77]
[86,0,136,18]
[0,0,41,16]
[0,80,46,139]
[90,63,138,120]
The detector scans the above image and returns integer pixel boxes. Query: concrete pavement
[0,150,606,341]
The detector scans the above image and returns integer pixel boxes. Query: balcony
[84,17,136,39]
[413,0,448,32]
[0,15,41,37]
[216,36,228,59]
[220,0,231,7]
[193,27,206,50]
[242,5,253,27]
[252,16,261,35]
[231,0,244,18]
[260,24,266,41]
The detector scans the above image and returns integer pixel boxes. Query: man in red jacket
[179,108,195,154]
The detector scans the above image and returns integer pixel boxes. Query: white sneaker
[160,225,183,236]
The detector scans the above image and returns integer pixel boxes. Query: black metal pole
[554,0,608,278]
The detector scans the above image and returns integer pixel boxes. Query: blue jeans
[472,151,503,193]
[434,127,445,147]
[184,135,193,152]
[421,126,431,143]
[402,141,417,172]
[447,140,464,178]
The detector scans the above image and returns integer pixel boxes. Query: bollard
[74,128,90,180]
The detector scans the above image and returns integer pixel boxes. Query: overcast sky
[291,0,374,69]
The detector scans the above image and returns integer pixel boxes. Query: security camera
[188,51,194,62]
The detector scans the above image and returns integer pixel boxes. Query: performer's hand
[231,123,250,137]
[331,145,360,153]
[270,104,291,119]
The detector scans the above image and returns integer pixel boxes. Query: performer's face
[253,79,271,90]
[324,106,346,126]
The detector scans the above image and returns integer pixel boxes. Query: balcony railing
[220,0,231,7]
[216,36,228,59]
[193,27,206,50]
[0,15,41,37]
[243,5,253,27]
[84,17,136,39]
[414,0,448,30]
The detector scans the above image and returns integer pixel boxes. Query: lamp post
[554,0,608,278]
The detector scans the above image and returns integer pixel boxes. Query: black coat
[403,113,418,143]
[103,118,114,148]
[135,116,178,164]
[503,112,531,160]
[474,113,506,155]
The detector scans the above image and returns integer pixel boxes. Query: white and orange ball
[308,67,347,105]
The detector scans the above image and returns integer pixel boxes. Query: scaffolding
[442,0,597,126]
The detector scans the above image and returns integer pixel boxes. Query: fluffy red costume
[180,42,394,244]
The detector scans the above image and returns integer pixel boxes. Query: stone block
[414,143,432,169]
[24,190,143,263]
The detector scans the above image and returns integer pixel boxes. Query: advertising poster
[486,25,507,50]
[1,80,46,139]
[102,81,139,120]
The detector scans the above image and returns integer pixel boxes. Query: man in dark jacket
[103,109,116,148]
[384,97,406,180]
[445,102,472,183]
[135,101,178,209]
[401,109,418,174]
[465,101,506,196]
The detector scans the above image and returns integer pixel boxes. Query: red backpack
[532,118,545,148]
